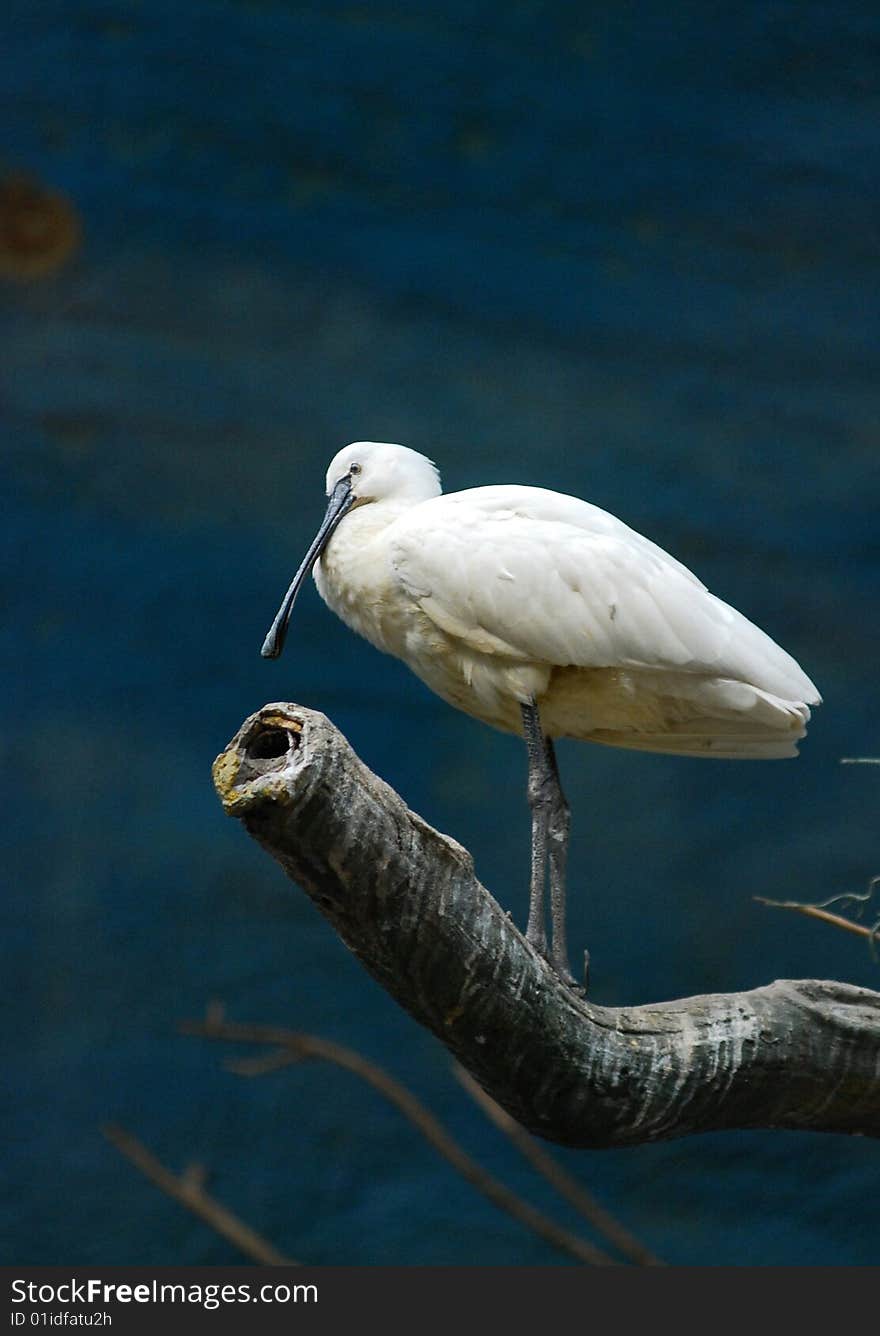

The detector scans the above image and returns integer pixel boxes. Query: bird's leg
[521,702,550,959]
[521,701,580,989]
[544,738,580,989]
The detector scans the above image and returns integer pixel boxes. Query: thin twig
[452,1065,663,1266]
[181,1009,615,1266]
[755,897,880,946]
[228,1048,301,1078]
[101,1123,297,1266]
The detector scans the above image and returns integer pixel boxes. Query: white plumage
[262,440,820,982]
[312,443,819,758]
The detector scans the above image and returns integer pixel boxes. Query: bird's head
[324,441,441,506]
[260,442,440,660]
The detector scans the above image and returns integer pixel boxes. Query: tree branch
[101,1124,296,1265]
[452,1065,662,1265]
[182,1011,614,1265]
[755,894,880,949]
[213,704,880,1147]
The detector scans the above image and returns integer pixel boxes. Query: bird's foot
[555,951,587,993]
[525,927,587,995]
[550,948,588,996]
[525,924,548,959]
[558,968,586,996]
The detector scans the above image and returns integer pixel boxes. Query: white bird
[262,441,821,987]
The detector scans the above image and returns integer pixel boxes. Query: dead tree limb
[101,1124,296,1265]
[181,1012,614,1266]
[212,703,880,1147]
[756,895,880,949]
[452,1065,662,1265]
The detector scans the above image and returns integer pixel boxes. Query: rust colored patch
[0,173,81,279]
[259,714,304,735]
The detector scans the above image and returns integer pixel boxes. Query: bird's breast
[313,507,412,659]
[312,507,550,731]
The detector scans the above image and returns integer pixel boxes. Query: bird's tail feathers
[587,680,812,760]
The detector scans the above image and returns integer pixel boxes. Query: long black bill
[260,476,354,659]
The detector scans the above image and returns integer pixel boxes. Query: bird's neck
[313,499,411,650]
[326,496,410,560]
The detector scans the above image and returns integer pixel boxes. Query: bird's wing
[389,486,819,703]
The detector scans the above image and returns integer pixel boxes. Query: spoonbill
[261,441,820,986]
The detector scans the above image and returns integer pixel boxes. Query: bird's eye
[349,462,361,477]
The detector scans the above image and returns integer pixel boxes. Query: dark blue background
[3,1,879,1265]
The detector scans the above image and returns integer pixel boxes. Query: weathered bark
[212,703,880,1147]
